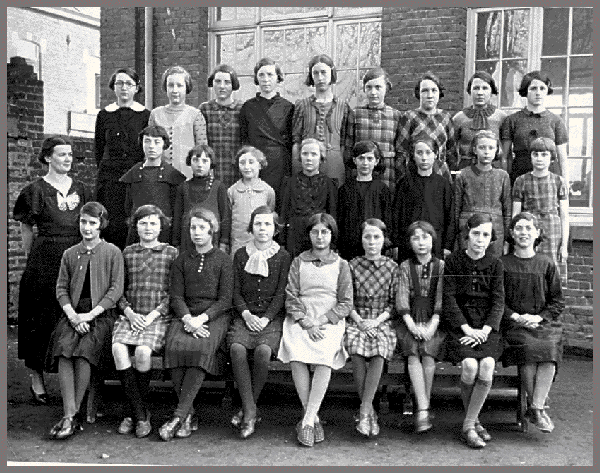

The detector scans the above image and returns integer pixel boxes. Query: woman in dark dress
[227,206,291,438]
[46,202,124,440]
[501,212,564,433]
[443,213,504,449]
[159,207,233,441]
[94,67,151,249]
[12,136,92,404]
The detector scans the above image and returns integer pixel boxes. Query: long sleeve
[94,111,106,166]
[96,247,125,311]
[285,257,306,321]
[263,251,292,321]
[325,177,338,220]
[169,256,190,318]
[172,184,185,248]
[433,260,445,315]
[343,108,356,167]
[539,260,565,323]
[193,110,208,145]
[239,103,249,146]
[387,262,400,317]
[396,262,411,318]
[323,258,353,324]
[485,259,505,331]
[232,250,249,315]
[501,172,512,238]
[217,183,231,246]
[442,176,454,251]
[445,118,457,169]
[124,184,133,218]
[442,255,469,330]
[56,252,73,308]
[339,101,350,159]
[117,254,131,312]
[291,99,305,146]
[148,110,157,127]
[205,255,233,321]
[450,173,465,249]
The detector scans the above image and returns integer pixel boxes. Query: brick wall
[7,56,97,323]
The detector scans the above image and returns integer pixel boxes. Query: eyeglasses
[115,80,137,89]
[310,228,331,237]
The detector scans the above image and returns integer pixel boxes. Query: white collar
[105,101,146,112]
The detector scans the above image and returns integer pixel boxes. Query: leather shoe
[135,411,152,438]
[462,428,486,448]
[296,421,314,447]
[526,408,553,433]
[414,409,432,434]
[474,422,492,442]
[231,410,244,429]
[370,412,380,437]
[30,385,49,405]
[542,410,555,432]
[54,415,83,440]
[118,417,134,435]
[356,413,370,437]
[159,416,182,441]
[313,420,325,443]
[240,416,259,439]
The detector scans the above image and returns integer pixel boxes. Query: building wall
[7,8,100,136]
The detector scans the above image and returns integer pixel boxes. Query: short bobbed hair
[410,135,439,160]
[469,130,501,160]
[406,220,438,250]
[186,144,215,167]
[80,201,109,230]
[306,213,338,249]
[464,213,497,242]
[529,137,557,161]
[414,71,445,99]
[128,204,170,230]
[299,138,327,163]
[162,66,193,94]
[466,70,499,95]
[139,125,171,150]
[246,205,281,236]
[235,145,268,169]
[350,140,385,174]
[254,57,284,85]
[207,64,240,91]
[108,67,142,93]
[362,67,392,92]
[518,70,554,97]
[38,136,73,165]
[185,206,219,236]
[305,54,337,86]
[506,212,545,250]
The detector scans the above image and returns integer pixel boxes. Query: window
[95,73,101,109]
[466,7,593,216]
[8,37,42,79]
[209,7,382,108]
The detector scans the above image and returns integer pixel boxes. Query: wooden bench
[86,354,528,432]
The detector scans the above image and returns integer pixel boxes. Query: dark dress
[278,172,338,258]
[443,250,505,362]
[163,247,233,375]
[391,169,453,264]
[239,93,294,196]
[337,179,392,261]
[500,253,565,367]
[227,245,292,353]
[119,162,186,245]
[12,179,91,372]
[94,102,151,249]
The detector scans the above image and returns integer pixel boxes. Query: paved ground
[6,326,594,466]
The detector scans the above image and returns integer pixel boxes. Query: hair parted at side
[162,65,193,94]
[466,70,499,95]
[207,63,240,91]
[128,204,171,230]
[299,138,327,163]
[506,211,545,250]
[108,67,142,93]
[235,145,268,168]
[350,140,385,173]
[305,54,337,86]
[139,125,171,150]
[186,144,216,167]
[253,57,284,85]
[247,205,281,236]
[362,67,392,92]
[80,201,109,230]
[185,206,219,235]
[38,136,73,164]
[406,220,438,249]
[306,213,338,249]
[464,213,497,242]
[469,129,501,160]
[414,71,445,99]
[518,70,554,97]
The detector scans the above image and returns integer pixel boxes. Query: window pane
[217,8,235,21]
[336,23,359,68]
[569,57,593,107]
[307,26,327,61]
[262,7,326,19]
[542,8,569,56]
[216,34,235,65]
[540,57,566,108]
[285,28,306,73]
[500,59,527,108]
[236,33,255,75]
[503,9,530,58]
[281,73,306,105]
[334,69,359,107]
[572,8,593,54]
[359,22,381,68]
[474,60,500,107]
[568,158,593,208]
[476,10,501,60]
[263,30,284,63]
[235,76,256,103]
[568,108,592,157]
[334,7,382,16]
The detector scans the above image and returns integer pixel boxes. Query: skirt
[227,315,283,354]
[502,323,563,367]
[444,330,503,363]
[45,298,116,373]
[163,315,231,375]
[344,320,397,361]
[112,314,172,354]
[396,323,446,359]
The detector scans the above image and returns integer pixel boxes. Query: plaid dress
[112,243,179,353]
[512,172,567,265]
[199,99,243,189]
[344,104,402,193]
[345,256,399,360]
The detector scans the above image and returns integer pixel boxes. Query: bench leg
[86,370,102,424]
[516,370,528,433]
[402,357,415,415]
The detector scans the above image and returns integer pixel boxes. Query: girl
[443,213,504,449]
[227,146,276,255]
[239,57,294,196]
[501,212,564,433]
[228,206,291,439]
[120,125,186,246]
[279,138,337,257]
[46,202,124,439]
[396,221,445,434]
[392,136,453,264]
[344,67,402,193]
[512,137,569,266]
[172,144,231,254]
[149,66,208,180]
[278,213,353,447]
[111,205,179,438]
[13,136,91,405]
[160,207,233,441]
[337,141,392,261]
[452,130,511,259]
[346,219,399,438]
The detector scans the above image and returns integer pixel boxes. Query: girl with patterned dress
[227,146,276,255]
[452,130,511,259]
[346,219,398,438]
[227,206,292,439]
[111,205,179,438]
[149,66,208,180]
[159,208,233,441]
[278,138,337,257]
[512,137,569,267]
[46,202,124,440]
[172,144,231,254]
[501,212,565,433]
[12,136,91,405]
[278,213,353,447]
[443,213,505,449]
[396,221,445,434]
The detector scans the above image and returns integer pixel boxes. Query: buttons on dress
[197,254,206,273]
